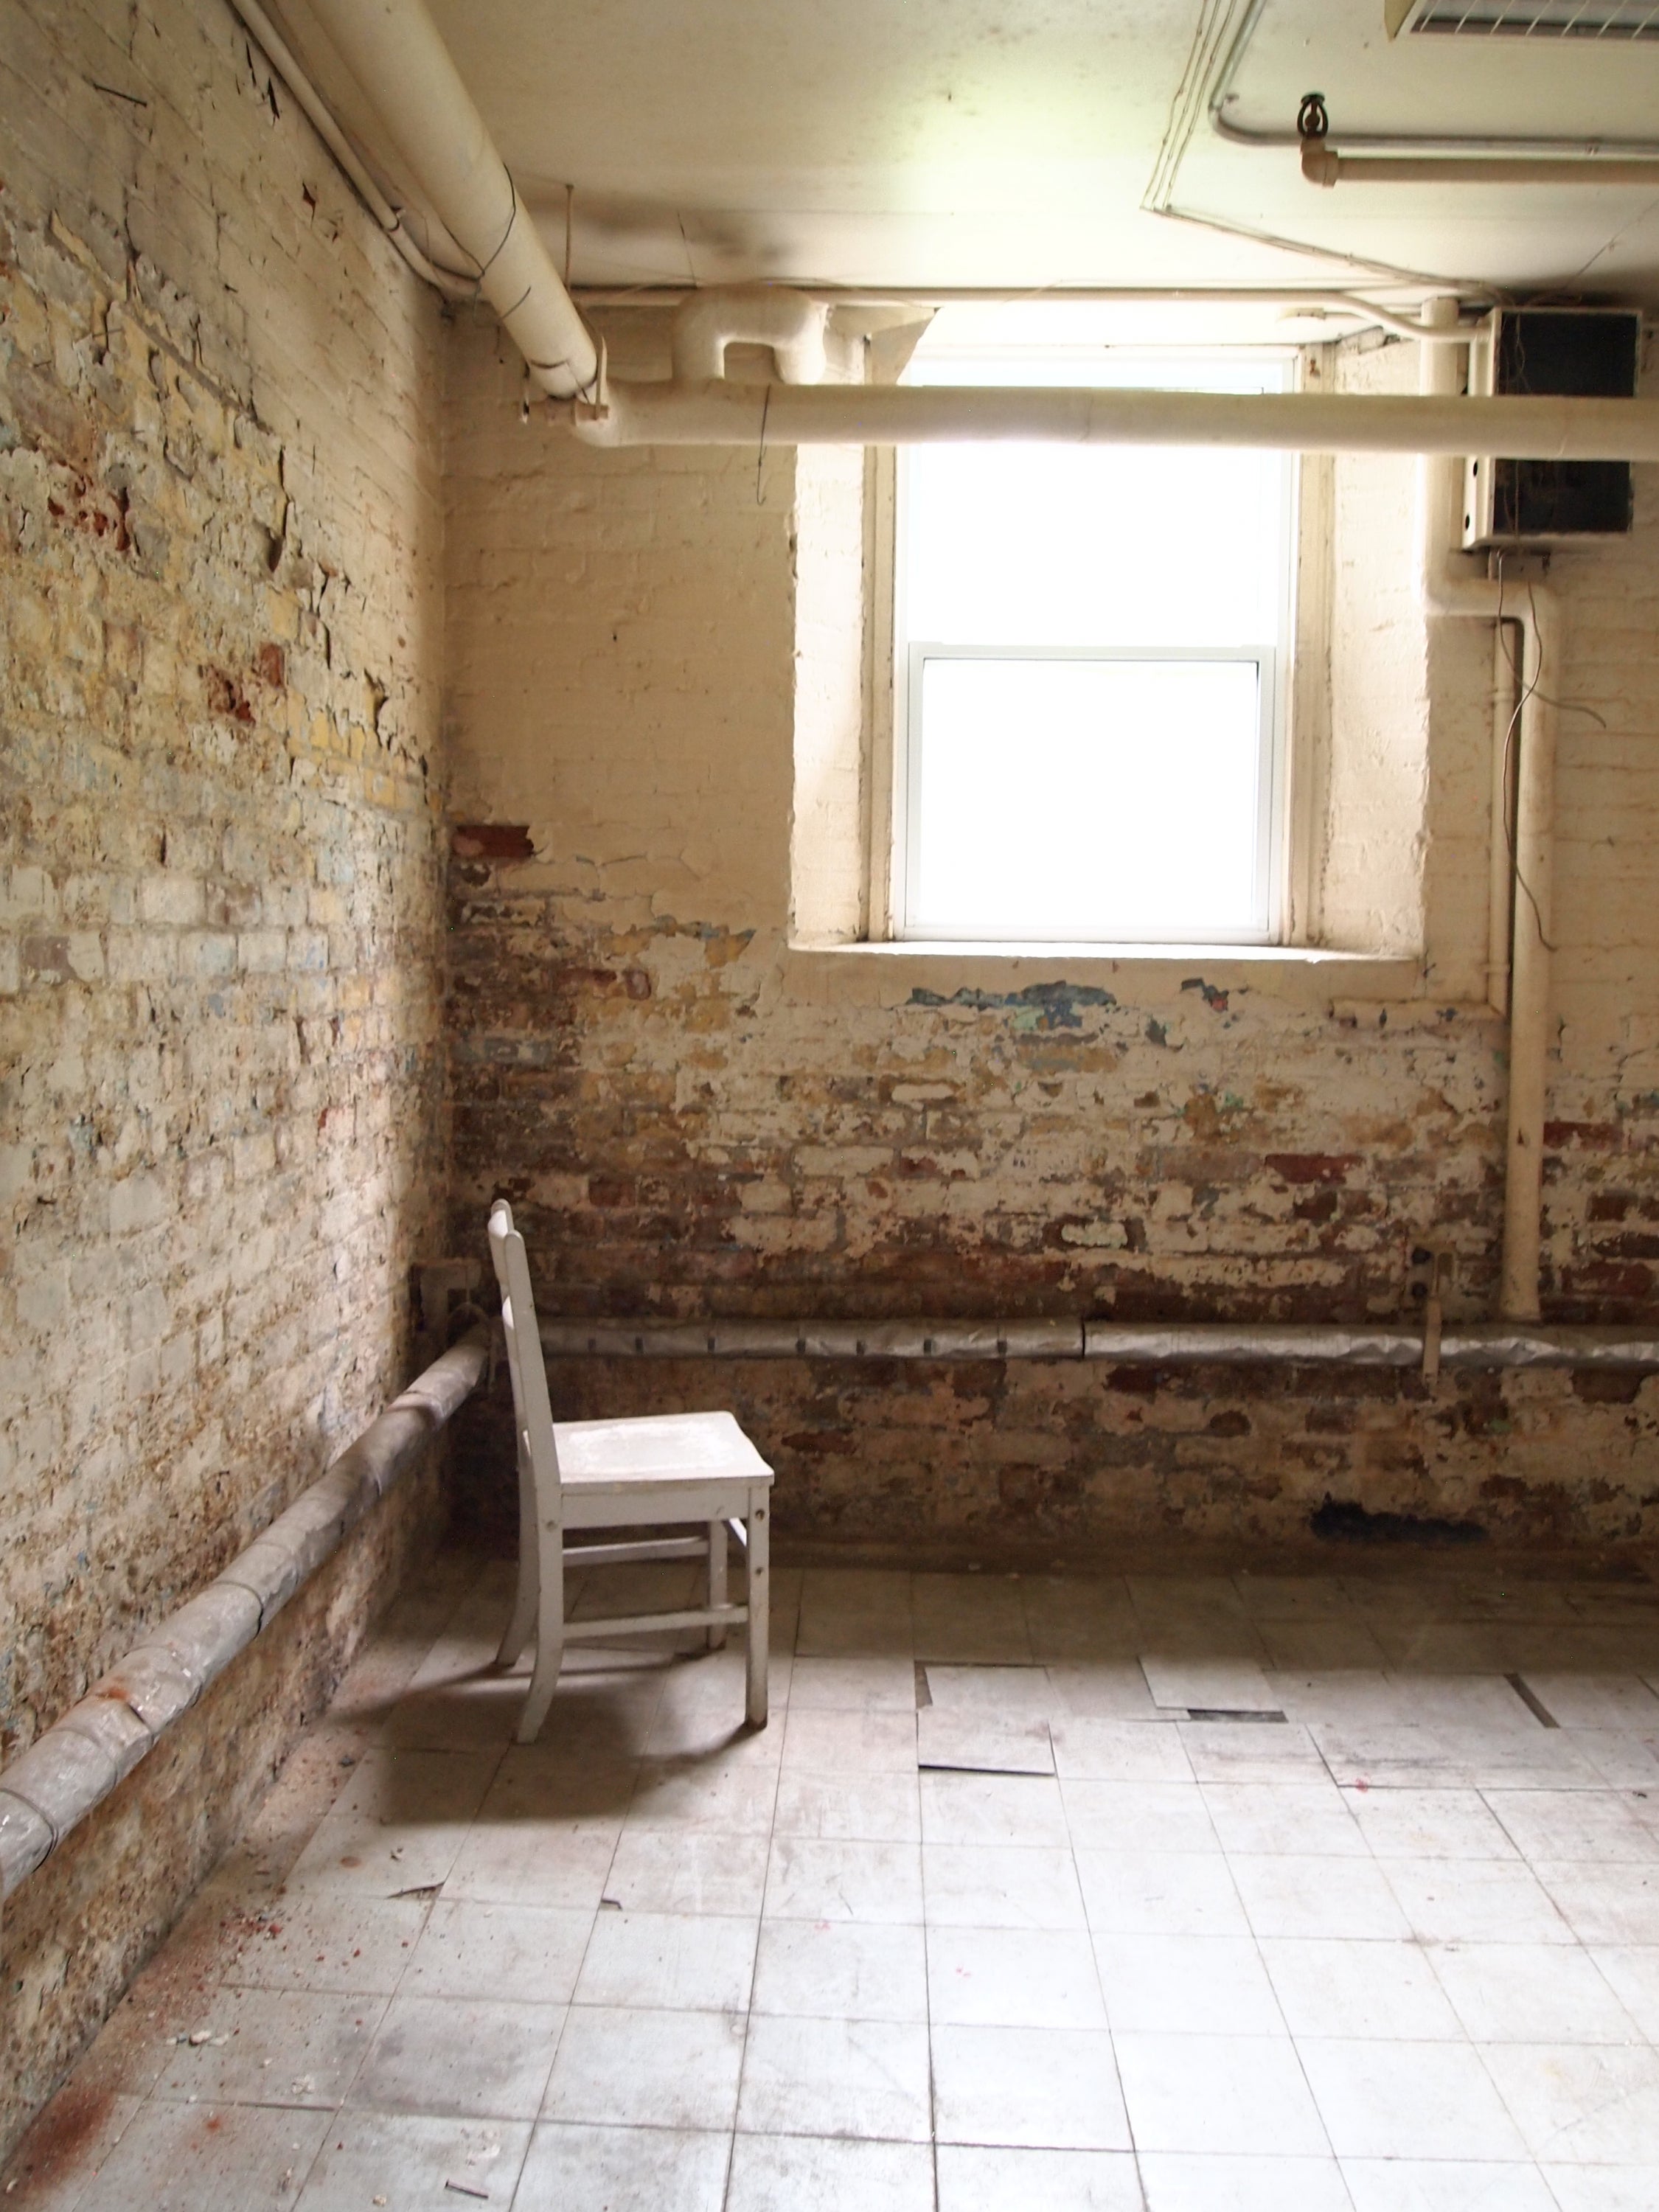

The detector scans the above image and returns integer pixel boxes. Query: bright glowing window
[894,351,1293,943]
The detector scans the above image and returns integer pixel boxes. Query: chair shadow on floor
[375,1554,765,1801]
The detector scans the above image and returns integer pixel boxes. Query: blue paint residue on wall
[908,981,1119,1033]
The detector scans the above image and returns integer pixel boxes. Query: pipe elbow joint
[1301,140,1340,188]
[671,286,830,384]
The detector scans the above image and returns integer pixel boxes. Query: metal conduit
[0,1328,488,1921]
[539,1318,1659,1368]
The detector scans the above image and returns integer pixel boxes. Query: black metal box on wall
[1462,307,1641,549]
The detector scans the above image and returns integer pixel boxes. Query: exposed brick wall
[442,307,1659,1557]
[1,0,446,2148]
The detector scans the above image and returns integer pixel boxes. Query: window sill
[785,938,1439,1012]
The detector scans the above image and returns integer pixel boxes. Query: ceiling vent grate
[1396,0,1659,35]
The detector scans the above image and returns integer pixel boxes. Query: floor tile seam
[216,1969,426,2000]
[782,1762,919,1781]
[745,1997,928,2027]
[299,2103,540,2203]
[153,1987,397,2116]
[1276,2016,1412,2174]
[722,1701,789,2207]
[716,2106,740,2212]
[1049,1755,1144,2098]
[1478,1777,1655,1858]
[1388,1818,1582,1946]
[342,2087,555,2125]
[375,1882,442,2011]
[1574,1948,1659,2049]
[142,2087,356,2119]
[727,2118,942,2146]
[1416,1913,1641,2048]
[1462,2031,1654,2168]
[563,1795,634,2050]
[4,2104,142,2212]
[920,1753,943,2205]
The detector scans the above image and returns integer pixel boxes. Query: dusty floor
[9,1555,1659,2210]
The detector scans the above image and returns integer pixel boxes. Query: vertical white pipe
[1416,298,1557,1321]
[1486,622,1515,1018]
[1501,593,1557,1321]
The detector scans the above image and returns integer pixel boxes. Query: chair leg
[706,1518,728,1650]
[745,1490,770,1729]
[496,1442,538,1670]
[516,1517,566,1744]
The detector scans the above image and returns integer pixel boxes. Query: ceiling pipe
[671,287,830,383]
[1413,296,1558,1325]
[569,380,1659,458]
[1304,142,1659,188]
[305,0,599,397]
[243,0,1481,377]
[229,0,476,297]
[585,286,1479,344]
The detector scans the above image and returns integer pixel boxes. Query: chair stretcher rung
[563,1536,710,1568]
[568,1603,750,1639]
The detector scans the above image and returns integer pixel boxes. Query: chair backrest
[487,1200,563,1510]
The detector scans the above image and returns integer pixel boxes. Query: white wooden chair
[487,1199,773,1744]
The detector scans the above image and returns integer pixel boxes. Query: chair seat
[552,1408,773,1492]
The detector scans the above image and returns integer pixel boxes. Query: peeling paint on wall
[442,306,1659,1560]
[907,981,1119,1031]
[1,0,446,2156]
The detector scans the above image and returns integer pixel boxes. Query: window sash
[898,643,1281,945]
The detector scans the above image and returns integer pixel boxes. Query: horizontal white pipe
[579,285,1478,343]
[1084,1324,1659,1368]
[671,287,829,384]
[0,1328,487,1909]
[542,1320,1081,1360]
[1222,111,1659,159]
[229,0,475,298]
[538,1318,1659,1368]
[307,0,598,397]
[1305,142,1659,188]
[571,381,1659,459]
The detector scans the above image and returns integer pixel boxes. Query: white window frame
[886,361,1298,948]
[899,641,1281,945]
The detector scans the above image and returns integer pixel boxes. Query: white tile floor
[10,1557,1659,2209]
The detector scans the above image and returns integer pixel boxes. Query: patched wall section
[442,307,1659,1559]
[1,0,447,2145]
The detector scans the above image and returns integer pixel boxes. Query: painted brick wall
[1,0,446,2146]
[442,304,1659,1559]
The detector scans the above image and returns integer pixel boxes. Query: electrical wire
[1494,555,1558,954]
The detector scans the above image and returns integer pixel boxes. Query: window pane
[901,352,1290,651]
[905,441,1285,649]
[909,656,1265,939]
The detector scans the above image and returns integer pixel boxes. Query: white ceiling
[281,0,1659,303]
